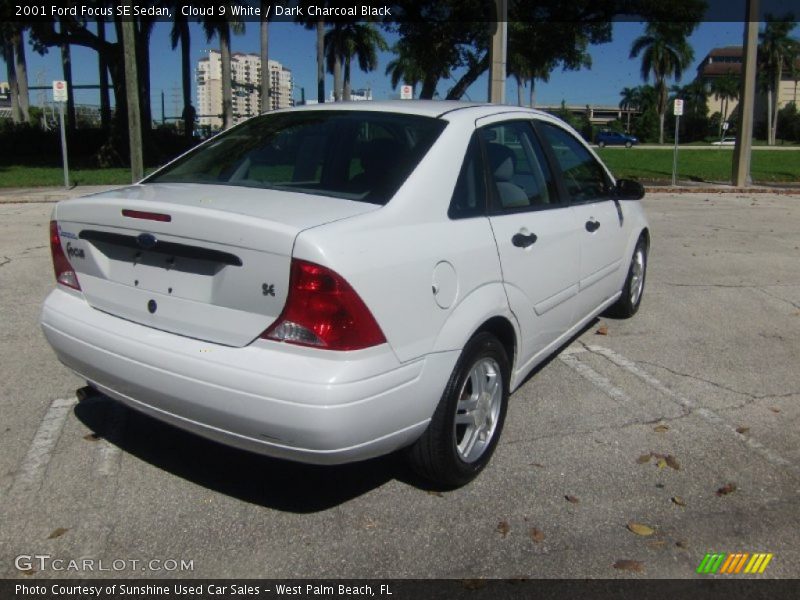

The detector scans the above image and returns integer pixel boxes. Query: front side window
[479,121,559,212]
[146,111,447,205]
[538,122,612,204]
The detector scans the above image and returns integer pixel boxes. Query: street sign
[52,81,70,187]
[52,80,67,102]
[672,100,684,186]
[400,85,413,100]
[722,121,730,131]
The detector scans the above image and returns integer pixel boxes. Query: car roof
[269,100,557,125]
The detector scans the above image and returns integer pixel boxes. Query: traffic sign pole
[672,115,680,186]
[59,102,69,188]
[53,81,70,188]
[671,99,684,187]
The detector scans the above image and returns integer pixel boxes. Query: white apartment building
[197,50,293,129]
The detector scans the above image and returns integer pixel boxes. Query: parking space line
[9,396,77,497]
[558,353,631,405]
[585,344,799,478]
[96,403,127,477]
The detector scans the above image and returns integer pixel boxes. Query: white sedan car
[41,102,649,487]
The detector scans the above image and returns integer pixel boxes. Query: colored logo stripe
[698,553,773,574]
[744,553,774,574]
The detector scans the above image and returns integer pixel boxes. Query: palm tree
[202,11,244,129]
[0,17,31,124]
[710,73,739,138]
[59,17,75,132]
[619,86,639,133]
[759,15,799,145]
[325,23,387,101]
[295,2,328,103]
[630,22,695,144]
[507,22,532,106]
[259,8,270,112]
[97,14,111,132]
[13,27,30,123]
[170,3,194,138]
[385,43,425,97]
[323,23,344,101]
[1,24,22,123]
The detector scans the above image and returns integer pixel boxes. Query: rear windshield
[146,111,447,205]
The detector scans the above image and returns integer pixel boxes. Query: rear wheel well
[475,317,516,371]
[640,227,650,251]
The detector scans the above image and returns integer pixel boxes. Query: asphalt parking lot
[0,192,798,579]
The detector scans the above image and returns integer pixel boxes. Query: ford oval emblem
[137,233,158,250]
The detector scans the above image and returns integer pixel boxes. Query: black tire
[406,332,510,487]
[607,236,647,318]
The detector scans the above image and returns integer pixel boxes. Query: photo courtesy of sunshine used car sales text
[13,583,393,597]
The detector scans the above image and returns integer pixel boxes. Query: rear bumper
[40,289,457,464]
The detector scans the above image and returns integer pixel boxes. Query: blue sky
[4,21,751,119]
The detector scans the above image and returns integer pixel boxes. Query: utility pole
[487,0,507,104]
[121,9,144,182]
[732,0,759,187]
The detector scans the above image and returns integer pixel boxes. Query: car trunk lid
[54,183,378,347]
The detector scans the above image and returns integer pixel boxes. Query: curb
[644,187,800,195]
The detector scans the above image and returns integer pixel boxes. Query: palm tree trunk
[260,16,270,112]
[766,87,774,145]
[179,21,192,138]
[529,78,535,108]
[135,22,152,135]
[316,19,325,103]
[516,77,523,106]
[13,30,30,123]
[220,24,233,129]
[771,65,782,144]
[343,56,351,101]
[60,19,76,133]
[98,15,112,132]
[418,72,438,100]
[445,54,489,100]
[626,107,631,133]
[333,58,342,101]
[657,80,666,144]
[2,39,21,123]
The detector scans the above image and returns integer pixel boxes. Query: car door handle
[585,220,601,233]
[512,232,538,248]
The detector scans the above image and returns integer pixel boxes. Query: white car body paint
[40,101,649,465]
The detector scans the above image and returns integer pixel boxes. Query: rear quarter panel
[292,119,508,364]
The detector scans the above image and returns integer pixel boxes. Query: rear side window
[146,111,447,205]
[538,122,612,203]
[479,121,559,212]
[448,134,487,219]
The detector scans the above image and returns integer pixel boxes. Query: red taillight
[49,221,81,290]
[262,259,386,351]
[122,209,172,222]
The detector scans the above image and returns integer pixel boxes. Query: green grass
[0,165,154,188]
[2,147,799,188]
[596,148,800,184]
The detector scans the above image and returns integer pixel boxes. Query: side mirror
[615,178,645,200]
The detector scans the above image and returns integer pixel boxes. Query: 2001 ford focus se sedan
[41,101,649,486]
